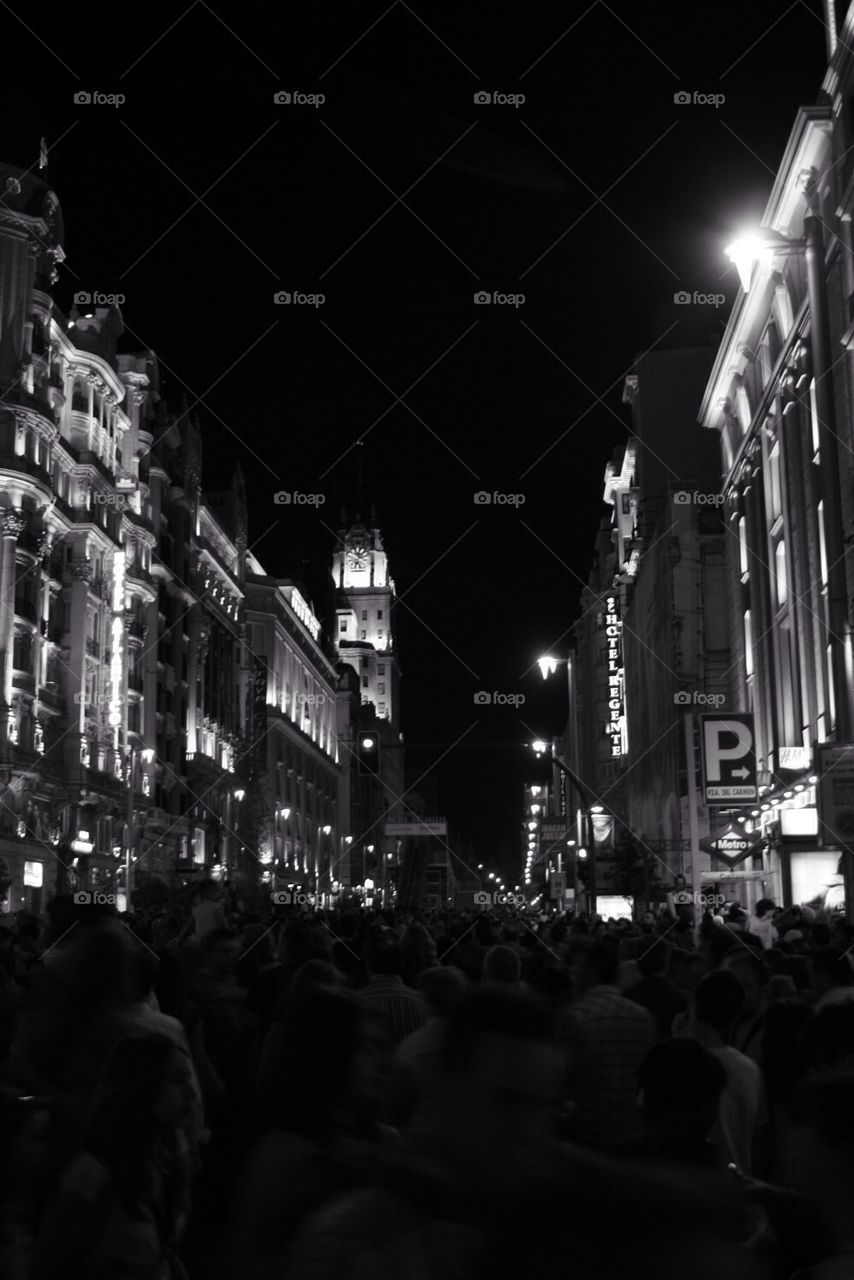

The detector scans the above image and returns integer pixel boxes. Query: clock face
[348,545,368,570]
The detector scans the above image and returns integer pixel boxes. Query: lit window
[24,861,43,888]
[775,541,788,608]
[738,517,748,577]
[744,610,753,677]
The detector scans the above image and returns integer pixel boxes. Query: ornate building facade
[0,153,357,914]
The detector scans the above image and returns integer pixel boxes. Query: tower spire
[355,439,364,521]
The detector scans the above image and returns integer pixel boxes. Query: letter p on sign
[699,713,758,804]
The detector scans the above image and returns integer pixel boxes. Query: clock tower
[331,511,399,725]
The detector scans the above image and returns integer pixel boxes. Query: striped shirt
[362,975,426,1046]
[560,984,655,1150]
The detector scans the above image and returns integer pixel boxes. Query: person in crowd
[788,1074,854,1280]
[400,921,438,988]
[453,914,493,982]
[624,937,688,1040]
[482,944,522,985]
[809,946,854,1009]
[721,947,770,1063]
[31,1034,196,1280]
[181,881,226,945]
[220,986,395,1280]
[801,1002,854,1074]
[637,1037,728,1168]
[559,937,655,1152]
[681,969,767,1176]
[397,966,467,1103]
[746,899,778,951]
[244,918,315,1033]
[360,930,426,1046]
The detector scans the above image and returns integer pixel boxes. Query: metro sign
[700,714,758,804]
[699,824,761,867]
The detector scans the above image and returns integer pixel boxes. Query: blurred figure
[559,938,655,1152]
[746,899,778,951]
[809,947,854,1010]
[31,1035,195,1280]
[682,969,767,1176]
[282,986,564,1279]
[483,944,521,985]
[183,880,226,945]
[220,986,394,1280]
[721,949,770,1063]
[361,931,426,1046]
[625,938,688,1040]
[638,1037,728,1168]
[400,922,437,989]
[397,966,467,1102]
[789,1074,854,1279]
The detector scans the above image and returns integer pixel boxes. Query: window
[362,674,369,688]
[361,610,367,621]
[340,619,348,631]
[361,630,367,640]
[13,631,32,671]
[378,702,386,717]
[377,609,383,619]
[378,683,385,695]
[378,664,385,675]
[744,610,754,678]
[766,443,782,523]
[738,516,749,577]
[24,861,43,888]
[775,541,788,608]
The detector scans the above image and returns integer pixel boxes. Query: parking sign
[700,714,757,804]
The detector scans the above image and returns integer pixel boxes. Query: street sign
[550,872,566,900]
[816,744,854,844]
[384,820,448,836]
[701,869,765,882]
[699,824,761,867]
[541,820,572,839]
[700,714,758,804]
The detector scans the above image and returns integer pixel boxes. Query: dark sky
[2,0,829,867]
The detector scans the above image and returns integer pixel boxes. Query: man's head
[721,948,769,1017]
[200,928,238,976]
[693,969,746,1041]
[754,898,777,919]
[483,945,522,984]
[638,1037,727,1146]
[418,966,466,1018]
[365,929,403,977]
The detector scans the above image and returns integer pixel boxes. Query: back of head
[483,945,521,984]
[418,965,466,1017]
[638,1037,727,1116]
[694,969,745,1037]
[440,985,555,1076]
[636,938,671,978]
[570,936,619,987]
[365,929,402,976]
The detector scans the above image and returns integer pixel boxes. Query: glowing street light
[724,228,803,292]
[537,655,559,679]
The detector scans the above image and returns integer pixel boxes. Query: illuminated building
[331,510,405,889]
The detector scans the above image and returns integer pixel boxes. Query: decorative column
[0,509,26,742]
[69,557,92,757]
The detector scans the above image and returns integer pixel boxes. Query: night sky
[2,0,828,868]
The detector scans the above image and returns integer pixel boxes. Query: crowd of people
[0,881,852,1279]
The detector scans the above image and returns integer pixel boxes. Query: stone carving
[0,510,26,540]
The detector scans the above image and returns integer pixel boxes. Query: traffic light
[357,735,381,774]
